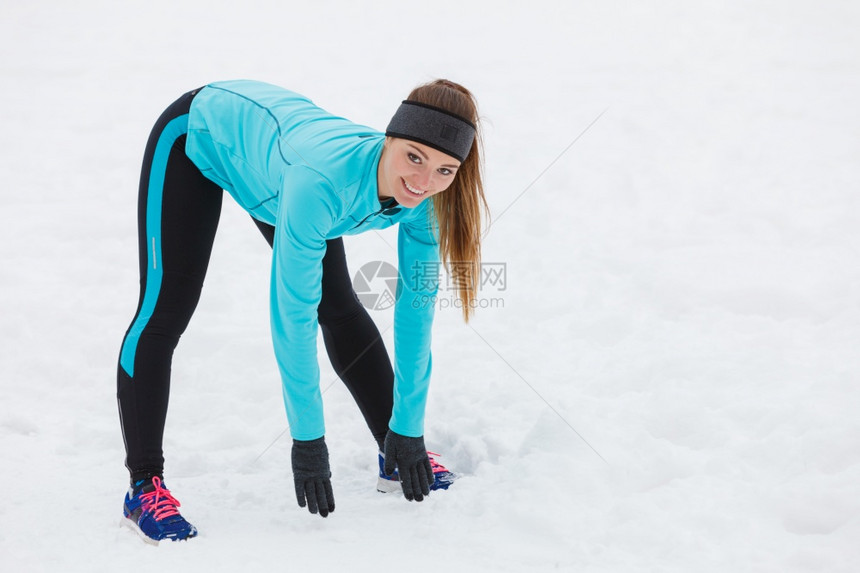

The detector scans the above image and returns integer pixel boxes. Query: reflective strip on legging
[119,114,189,377]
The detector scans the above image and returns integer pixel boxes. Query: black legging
[117,89,393,484]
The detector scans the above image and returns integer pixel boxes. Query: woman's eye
[408,153,421,164]
[438,168,452,176]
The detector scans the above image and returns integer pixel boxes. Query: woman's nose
[413,168,431,189]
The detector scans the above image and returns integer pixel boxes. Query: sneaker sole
[376,475,459,493]
[376,476,403,494]
[119,516,160,546]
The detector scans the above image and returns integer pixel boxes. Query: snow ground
[1,1,859,571]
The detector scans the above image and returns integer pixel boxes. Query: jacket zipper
[351,199,401,230]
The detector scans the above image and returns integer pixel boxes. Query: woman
[117,79,487,543]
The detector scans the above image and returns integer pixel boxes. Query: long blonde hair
[406,79,489,322]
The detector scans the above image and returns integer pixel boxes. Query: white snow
[1,1,859,571]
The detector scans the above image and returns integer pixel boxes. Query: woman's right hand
[291,437,335,517]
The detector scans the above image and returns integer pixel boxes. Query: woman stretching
[117,79,486,544]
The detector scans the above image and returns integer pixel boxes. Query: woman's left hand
[382,430,434,502]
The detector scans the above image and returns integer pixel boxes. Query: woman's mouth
[402,178,427,197]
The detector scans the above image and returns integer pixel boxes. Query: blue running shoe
[121,476,198,545]
[377,450,458,494]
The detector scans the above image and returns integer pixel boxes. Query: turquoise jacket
[185,80,439,440]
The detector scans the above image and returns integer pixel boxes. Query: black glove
[291,437,335,517]
[383,430,434,502]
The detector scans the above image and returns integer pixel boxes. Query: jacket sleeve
[270,167,339,441]
[389,205,440,437]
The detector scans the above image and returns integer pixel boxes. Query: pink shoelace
[427,451,449,474]
[139,477,182,521]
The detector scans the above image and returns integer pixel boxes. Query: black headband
[385,100,476,163]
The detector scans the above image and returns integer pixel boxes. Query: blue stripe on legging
[120,114,189,377]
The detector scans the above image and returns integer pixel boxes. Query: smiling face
[377,137,461,208]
